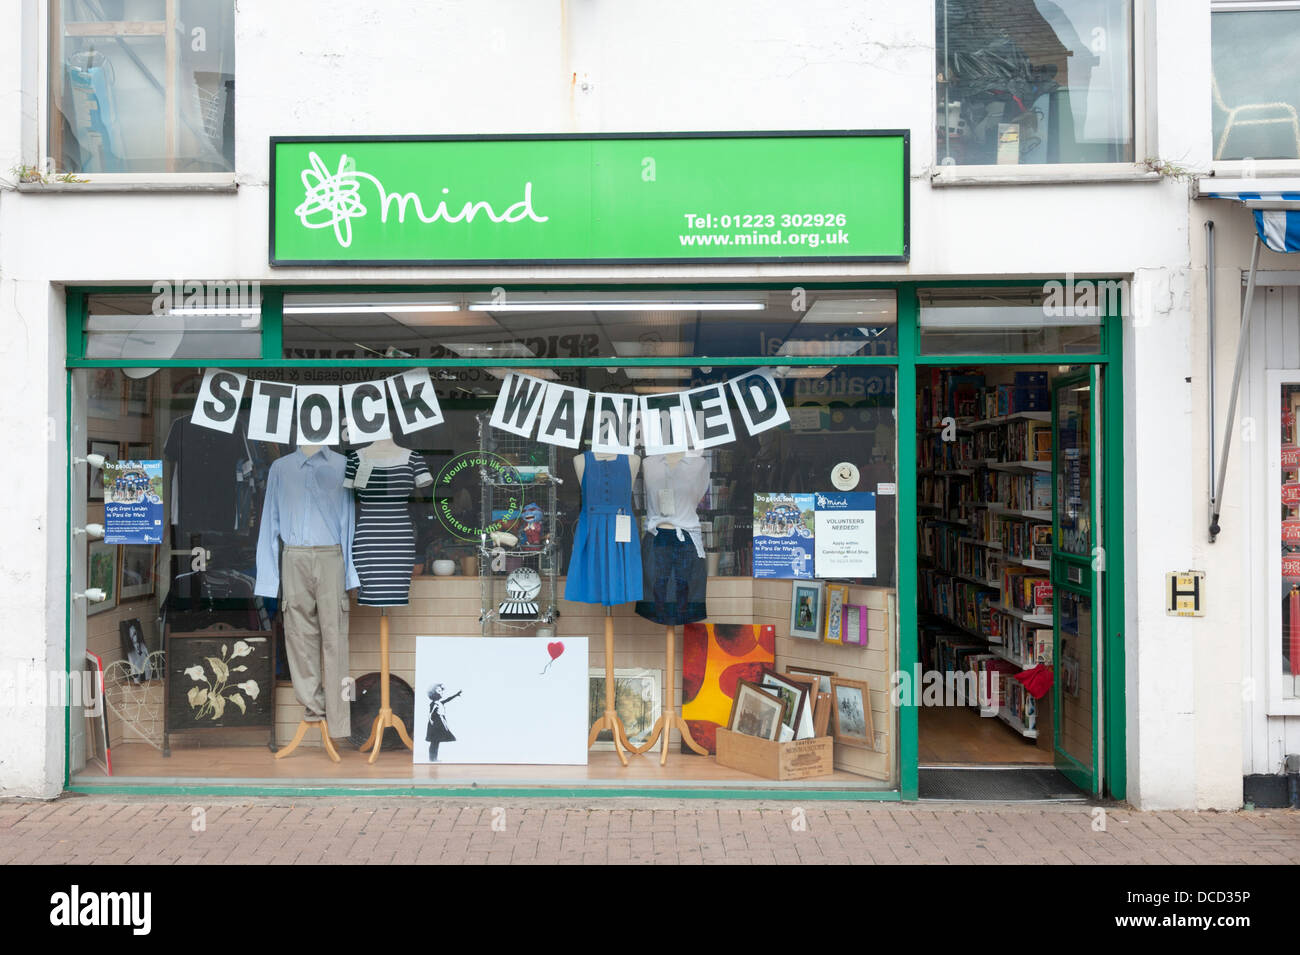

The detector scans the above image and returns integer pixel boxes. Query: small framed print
[86,540,118,616]
[823,583,849,645]
[787,665,836,696]
[759,668,813,740]
[727,679,788,742]
[86,368,120,419]
[789,580,824,640]
[126,442,152,461]
[830,677,875,748]
[118,544,158,601]
[122,374,154,418]
[87,439,120,502]
[842,603,869,647]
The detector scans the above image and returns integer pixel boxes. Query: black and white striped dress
[345,449,431,607]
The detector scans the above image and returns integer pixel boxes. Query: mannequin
[256,441,359,758]
[630,449,711,764]
[569,449,643,765]
[345,430,433,762]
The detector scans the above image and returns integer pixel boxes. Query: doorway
[914,363,1105,796]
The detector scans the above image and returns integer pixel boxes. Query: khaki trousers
[281,545,351,737]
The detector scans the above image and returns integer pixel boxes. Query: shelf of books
[918,368,1057,743]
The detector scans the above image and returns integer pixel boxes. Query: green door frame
[62,281,1126,802]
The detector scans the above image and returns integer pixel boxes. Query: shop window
[918,287,1103,354]
[70,360,899,788]
[936,0,1134,166]
[49,1,236,174]
[281,290,898,361]
[1212,1,1300,161]
[83,290,262,361]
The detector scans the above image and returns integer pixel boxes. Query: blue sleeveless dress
[564,452,643,605]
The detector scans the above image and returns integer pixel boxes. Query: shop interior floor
[918,704,1052,765]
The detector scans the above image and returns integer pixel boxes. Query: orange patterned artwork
[681,623,776,753]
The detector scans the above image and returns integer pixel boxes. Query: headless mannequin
[273,442,344,759]
[347,434,431,761]
[633,449,709,763]
[574,450,641,766]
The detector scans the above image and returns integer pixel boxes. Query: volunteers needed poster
[103,460,165,545]
[752,490,876,579]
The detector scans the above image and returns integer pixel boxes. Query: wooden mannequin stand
[275,720,341,762]
[358,608,414,763]
[631,624,708,765]
[586,609,636,766]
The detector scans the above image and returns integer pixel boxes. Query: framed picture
[86,541,118,616]
[86,368,120,419]
[760,668,814,740]
[842,603,869,647]
[122,374,154,418]
[87,439,119,502]
[118,545,157,601]
[830,677,875,748]
[588,667,662,751]
[727,679,787,742]
[786,665,836,695]
[126,442,152,461]
[823,583,849,645]
[118,618,154,682]
[789,580,825,640]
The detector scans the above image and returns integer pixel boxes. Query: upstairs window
[1212,1,1300,161]
[936,0,1135,166]
[49,1,235,174]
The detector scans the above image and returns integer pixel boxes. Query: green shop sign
[269,131,908,265]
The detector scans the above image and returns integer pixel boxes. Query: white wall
[0,0,1243,806]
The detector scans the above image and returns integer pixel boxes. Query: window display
[69,287,901,792]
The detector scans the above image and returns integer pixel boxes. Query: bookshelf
[917,370,1056,743]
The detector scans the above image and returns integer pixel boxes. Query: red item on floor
[1014,663,1054,700]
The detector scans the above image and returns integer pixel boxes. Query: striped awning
[1201,181,1300,253]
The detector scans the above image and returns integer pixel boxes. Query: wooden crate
[715,728,834,780]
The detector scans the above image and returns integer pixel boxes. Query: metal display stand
[476,413,559,635]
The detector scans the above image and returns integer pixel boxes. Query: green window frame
[62,282,1125,802]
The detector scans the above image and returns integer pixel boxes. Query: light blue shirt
[255,448,359,597]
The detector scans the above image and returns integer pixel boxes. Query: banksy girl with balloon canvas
[413,636,589,765]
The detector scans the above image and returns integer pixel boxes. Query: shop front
[63,132,1124,800]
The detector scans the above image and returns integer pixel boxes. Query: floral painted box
[164,627,275,755]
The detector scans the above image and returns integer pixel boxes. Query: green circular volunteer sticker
[434,452,523,541]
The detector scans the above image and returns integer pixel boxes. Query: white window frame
[36,0,237,188]
[931,0,1152,186]
[1265,368,1300,716]
[1211,0,1300,176]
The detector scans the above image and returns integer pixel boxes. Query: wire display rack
[476,413,560,635]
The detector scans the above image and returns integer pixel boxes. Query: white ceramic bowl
[432,560,456,576]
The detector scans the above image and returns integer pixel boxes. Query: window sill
[14,175,238,194]
[929,164,1162,187]
[1210,160,1300,178]
[1196,172,1300,198]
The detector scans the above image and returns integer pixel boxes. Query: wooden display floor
[73,742,893,791]
[918,705,1051,766]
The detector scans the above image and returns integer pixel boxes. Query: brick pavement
[0,795,1295,864]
